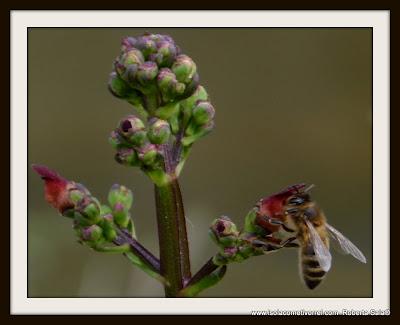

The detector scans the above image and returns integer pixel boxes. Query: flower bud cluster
[108,34,216,181]
[32,164,136,249]
[109,115,171,184]
[64,184,119,247]
[209,216,263,266]
[210,200,296,266]
[108,33,199,109]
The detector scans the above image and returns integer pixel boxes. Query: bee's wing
[305,219,332,272]
[325,223,367,263]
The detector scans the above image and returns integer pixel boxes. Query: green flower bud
[100,214,117,241]
[172,55,197,83]
[122,49,144,68]
[100,205,112,216]
[180,85,209,111]
[223,246,239,259]
[113,202,130,228]
[118,115,147,146]
[135,36,157,59]
[62,208,75,219]
[115,148,140,167]
[73,195,101,223]
[81,224,103,242]
[83,202,101,222]
[108,184,133,210]
[157,68,185,102]
[136,61,158,86]
[108,72,130,99]
[155,41,177,67]
[123,64,138,85]
[148,118,171,144]
[192,101,215,126]
[69,189,85,205]
[181,72,200,98]
[138,143,159,166]
[109,130,127,150]
[209,216,239,248]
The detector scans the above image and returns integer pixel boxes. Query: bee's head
[286,192,311,206]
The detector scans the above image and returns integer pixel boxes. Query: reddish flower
[32,164,75,213]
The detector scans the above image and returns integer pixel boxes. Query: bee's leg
[280,237,299,248]
[266,217,296,233]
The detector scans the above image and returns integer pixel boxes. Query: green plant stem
[114,228,161,273]
[155,176,191,297]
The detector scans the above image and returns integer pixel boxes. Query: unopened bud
[108,72,130,99]
[118,115,147,146]
[121,37,137,52]
[109,130,127,150]
[180,85,208,112]
[138,143,158,166]
[122,49,144,69]
[81,224,103,242]
[108,184,133,210]
[155,41,177,67]
[136,61,158,86]
[148,118,171,144]
[115,148,140,167]
[192,101,215,126]
[69,189,85,205]
[182,72,200,98]
[74,196,101,224]
[113,202,130,228]
[209,216,239,248]
[157,68,185,102]
[172,55,197,83]
[135,36,157,59]
[83,202,100,221]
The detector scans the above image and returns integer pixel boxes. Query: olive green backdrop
[28,28,372,297]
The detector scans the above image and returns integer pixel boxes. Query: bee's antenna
[304,184,315,192]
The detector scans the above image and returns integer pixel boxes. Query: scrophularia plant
[33,33,367,297]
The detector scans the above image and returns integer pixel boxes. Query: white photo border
[11,10,389,315]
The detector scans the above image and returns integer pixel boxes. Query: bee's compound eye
[288,197,304,206]
[304,207,318,219]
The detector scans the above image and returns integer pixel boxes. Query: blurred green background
[28,28,372,297]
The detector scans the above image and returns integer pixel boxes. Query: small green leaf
[178,265,227,297]
[125,252,167,284]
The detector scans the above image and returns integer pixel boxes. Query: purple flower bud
[108,184,133,210]
[155,41,177,67]
[138,143,159,166]
[109,130,127,149]
[135,36,157,58]
[118,115,147,146]
[122,49,144,68]
[209,216,239,248]
[136,61,158,86]
[103,213,114,222]
[81,224,103,242]
[148,118,171,144]
[223,246,238,258]
[115,148,140,167]
[157,68,185,102]
[121,36,137,51]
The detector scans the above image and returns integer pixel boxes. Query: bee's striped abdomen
[300,244,326,290]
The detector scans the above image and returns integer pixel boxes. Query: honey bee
[255,183,367,289]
